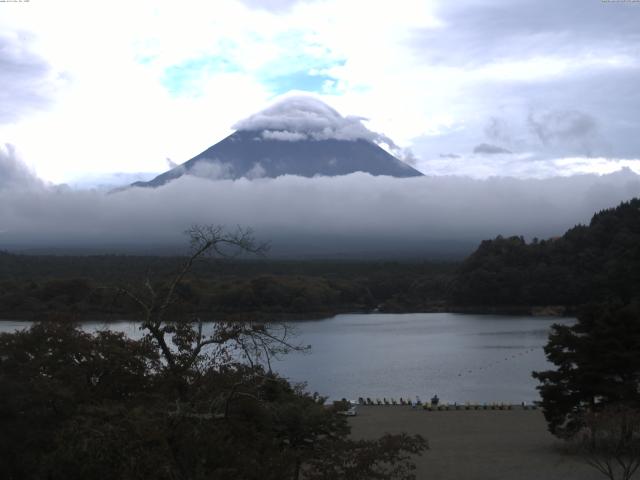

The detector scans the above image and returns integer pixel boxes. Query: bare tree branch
[574,404,640,480]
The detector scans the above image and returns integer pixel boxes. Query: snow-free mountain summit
[133,96,422,187]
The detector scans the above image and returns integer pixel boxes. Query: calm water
[0,313,573,403]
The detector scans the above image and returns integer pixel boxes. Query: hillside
[450,198,640,308]
[134,130,422,187]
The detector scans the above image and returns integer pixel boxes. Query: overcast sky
[1,0,639,183]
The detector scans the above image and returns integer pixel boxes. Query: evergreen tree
[533,302,640,437]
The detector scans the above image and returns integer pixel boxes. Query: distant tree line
[0,256,454,320]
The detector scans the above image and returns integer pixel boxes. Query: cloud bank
[0,144,44,190]
[1,153,639,258]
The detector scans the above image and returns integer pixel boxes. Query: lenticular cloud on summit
[232,95,381,142]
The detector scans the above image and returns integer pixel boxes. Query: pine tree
[533,302,640,437]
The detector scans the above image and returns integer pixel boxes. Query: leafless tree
[118,225,307,385]
[574,404,640,480]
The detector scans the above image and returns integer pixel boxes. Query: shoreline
[0,305,575,324]
[349,406,601,480]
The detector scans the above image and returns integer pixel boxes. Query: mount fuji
[132,96,422,187]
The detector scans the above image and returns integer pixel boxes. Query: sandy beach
[350,406,603,480]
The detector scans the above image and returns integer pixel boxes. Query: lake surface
[0,313,573,403]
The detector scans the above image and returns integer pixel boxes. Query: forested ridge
[451,198,640,308]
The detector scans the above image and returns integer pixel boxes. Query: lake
[0,313,572,404]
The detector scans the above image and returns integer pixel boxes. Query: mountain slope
[133,130,422,187]
[133,96,422,187]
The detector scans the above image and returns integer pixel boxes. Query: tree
[573,404,640,480]
[0,321,159,480]
[451,198,640,309]
[533,302,640,438]
[0,225,427,480]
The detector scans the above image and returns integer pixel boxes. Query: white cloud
[236,0,302,12]
[245,162,266,179]
[261,130,308,141]
[234,95,388,143]
[0,143,44,190]
[189,160,234,180]
[0,1,274,183]
[68,171,158,190]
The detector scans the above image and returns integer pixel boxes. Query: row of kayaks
[356,397,539,410]
[421,402,539,411]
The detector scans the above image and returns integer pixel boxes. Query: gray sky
[0,0,638,182]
